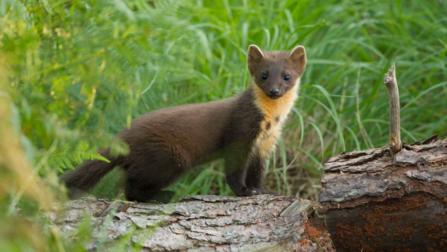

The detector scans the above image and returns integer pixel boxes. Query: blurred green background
[1,0,446,250]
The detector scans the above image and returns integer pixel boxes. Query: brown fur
[63,45,307,202]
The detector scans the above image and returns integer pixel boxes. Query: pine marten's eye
[261,73,268,80]
[284,75,290,81]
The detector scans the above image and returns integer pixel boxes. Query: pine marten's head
[247,45,306,99]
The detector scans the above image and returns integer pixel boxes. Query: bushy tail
[62,150,119,192]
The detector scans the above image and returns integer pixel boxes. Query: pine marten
[63,45,307,202]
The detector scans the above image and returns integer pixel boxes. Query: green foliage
[1,0,447,249]
[2,0,447,194]
[49,148,110,172]
[3,0,447,198]
[91,168,124,200]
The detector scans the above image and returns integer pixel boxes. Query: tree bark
[320,136,447,251]
[49,195,335,252]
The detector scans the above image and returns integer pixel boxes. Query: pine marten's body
[64,45,307,202]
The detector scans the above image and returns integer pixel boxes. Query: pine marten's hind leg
[123,143,190,203]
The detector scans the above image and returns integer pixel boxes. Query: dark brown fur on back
[63,45,307,202]
[63,88,264,201]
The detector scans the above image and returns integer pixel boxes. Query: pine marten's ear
[289,46,306,75]
[247,45,264,75]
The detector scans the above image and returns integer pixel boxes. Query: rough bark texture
[384,63,402,155]
[320,136,447,251]
[49,195,335,252]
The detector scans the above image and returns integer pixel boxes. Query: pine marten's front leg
[245,155,279,195]
[224,143,260,196]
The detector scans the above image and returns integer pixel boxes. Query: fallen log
[320,63,447,251]
[321,136,447,251]
[49,195,335,251]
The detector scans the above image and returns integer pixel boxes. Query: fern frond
[49,149,110,173]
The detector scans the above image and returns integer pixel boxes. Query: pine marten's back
[118,96,239,165]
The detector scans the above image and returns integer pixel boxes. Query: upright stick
[384,63,402,155]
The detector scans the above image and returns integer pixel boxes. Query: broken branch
[384,63,402,155]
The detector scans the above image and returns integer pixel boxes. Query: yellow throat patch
[252,82,299,158]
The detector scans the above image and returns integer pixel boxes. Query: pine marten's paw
[235,187,260,196]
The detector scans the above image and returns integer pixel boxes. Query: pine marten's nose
[269,89,279,95]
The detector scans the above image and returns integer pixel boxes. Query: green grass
[1,0,447,250]
[3,0,447,198]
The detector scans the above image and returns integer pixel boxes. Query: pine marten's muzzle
[269,88,281,99]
